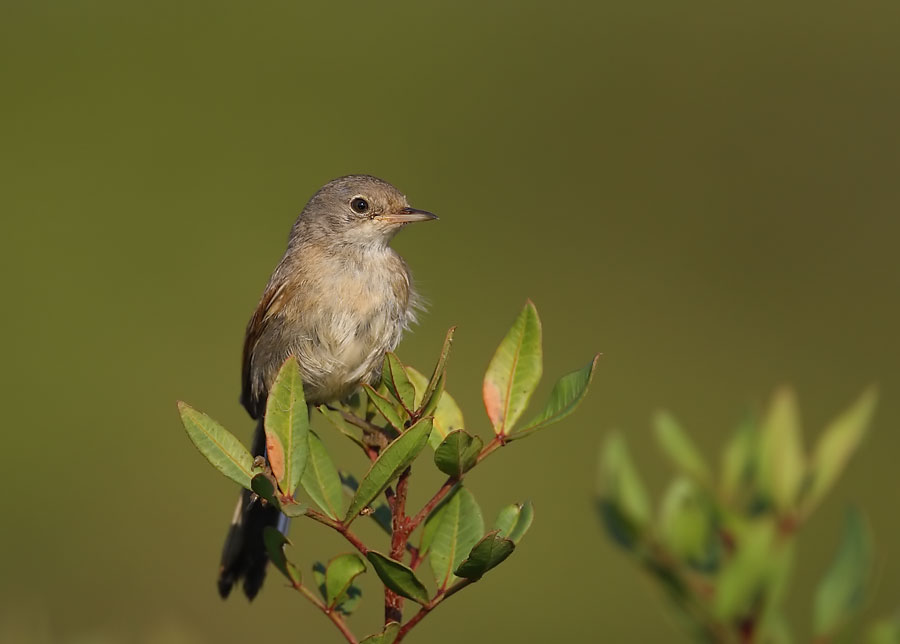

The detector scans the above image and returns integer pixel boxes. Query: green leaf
[597,433,651,546]
[383,352,416,412]
[408,366,465,449]
[513,355,599,438]
[366,551,430,604]
[178,402,254,490]
[300,431,345,519]
[805,387,878,515]
[721,416,758,504]
[482,300,543,436]
[363,384,406,430]
[420,483,461,556]
[359,622,400,644]
[317,405,367,452]
[654,411,711,486]
[263,356,310,497]
[426,486,484,589]
[493,501,534,544]
[867,616,900,644]
[434,430,483,477]
[325,553,367,610]
[658,478,713,565]
[454,530,515,580]
[714,519,777,620]
[262,527,301,586]
[758,387,806,512]
[419,326,456,415]
[340,472,393,534]
[344,418,433,524]
[814,507,872,637]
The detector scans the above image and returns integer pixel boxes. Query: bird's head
[296,175,437,248]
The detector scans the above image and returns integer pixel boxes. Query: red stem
[292,581,358,644]
[407,476,458,534]
[394,579,474,642]
[304,508,369,556]
[385,467,412,624]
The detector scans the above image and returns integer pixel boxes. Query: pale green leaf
[514,355,599,438]
[263,356,310,496]
[805,387,878,515]
[407,366,465,450]
[482,300,542,436]
[493,501,534,545]
[758,387,806,512]
[383,352,416,412]
[301,431,345,519]
[325,553,367,609]
[178,402,254,490]
[654,411,711,486]
[814,507,872,636]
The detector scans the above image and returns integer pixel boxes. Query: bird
[217,174,437,600]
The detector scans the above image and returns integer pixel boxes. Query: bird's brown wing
[241,281,288,418]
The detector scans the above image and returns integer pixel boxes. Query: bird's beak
[377,207,438,224]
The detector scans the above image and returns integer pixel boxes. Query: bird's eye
[350,197,370,214]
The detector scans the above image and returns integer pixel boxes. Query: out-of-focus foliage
[598,388,896,643]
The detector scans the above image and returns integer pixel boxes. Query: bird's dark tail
[217,418,289,600]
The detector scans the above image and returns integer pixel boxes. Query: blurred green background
[2,1,899,642]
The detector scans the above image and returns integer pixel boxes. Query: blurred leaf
[178,402,254,490]
[345,418,433,524]
[301,431,344,520]
[325,553,366,610]
[359,622,400,644]
[317,406,367,452]
[721,417,757,504]
[814,507,872,637]
[383,352,416,412]
[867,616,900,644]
[513,355,599,438]
[805,387,878,515]
[366,551,429,604]
[454,530,515,580]
[408,366,465,450]
[251,473,281,510]
[658,478,713,565]
[262,527,300,586]
[364,384,406,431]
[714,520,777,620]
[434,430,483,477]
[654,411,711,486]
[482,300,543,436]
[758,387,806,512]
[597,433,651,547]
[426,486,484,589]
[263,356,310,497]
[419,326,456,415]
[493,501,534,545]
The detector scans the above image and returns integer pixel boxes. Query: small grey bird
[218,175,437,599]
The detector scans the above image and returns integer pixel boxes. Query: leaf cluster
[179,301,597,643]
[597,386,898,643]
